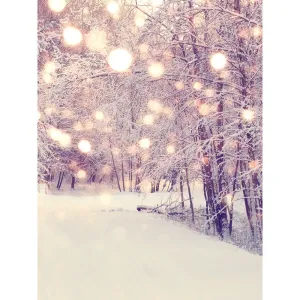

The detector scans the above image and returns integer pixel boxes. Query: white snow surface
[39,191,262,300]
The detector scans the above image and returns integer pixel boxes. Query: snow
[43,182,247,214]
[39,192,262,300]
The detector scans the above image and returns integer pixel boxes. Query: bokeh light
[175,81,184,90]
[252,26,262,37]
[148,99,163,113]
[58,133,71,147]
[44,61,56,74]
[139,44,149,53]
[193,82,202,91]
[44,107,55,116]
[135,16,145,27]
[107,1,119,14]
[48,0,66,12]
[249,160,259,169]
[166,144,175,154]
[108,48,133,72]
[78,140,91,153]
[42,72,53,84]
[63,26,82,46]
[95,111,104,120]
[84,120,94,130]
[86,29,107,52]
[112,147,120,156]
[77,170,86,179]
[198,104,210,116]
[205,89,215,97]
[74,121,83,131]
[148,62,164,78]
[210,52,227,70]
[242,109,255,121]
[143,114,154,125]
[163,107,173,118]
[151,0,163,7]
[139,138,150,149]
[48,127,62,141]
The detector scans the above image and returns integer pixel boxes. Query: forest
[38,0,262,253]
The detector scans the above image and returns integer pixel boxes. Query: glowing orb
[205,89,215,97]
[151,0,163,7]
[48,127,62,141]
[78,140,91,153]
[148,62,164,78]
[210,52,227,70]
[135,17,145,27]
[84,120,94,130]
[108,48,133,72]
[42,72,53,84]
[107,1,119,14]
[193,82,202,91]
[139,138,150,149]
[242,109,255,121]
[77,170,86,179]
[112,147,120,156]
[86,29,107,52]
[73,122,83,131]
[63,26,82,46]
[252,26,262,37]
[44,61,56,74]
[148,99,163,113]
[59,133,71,147]
[139,44,148,53]
[198,104,210,116]
[143,114,154,125]
[95,111,104,120]
[175,81,184,90]
[249,160,259,169]
[44,107,55,115]
[163,107,173,118]
[48,0,66,12]
[166,144,175,154]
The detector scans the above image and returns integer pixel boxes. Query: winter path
[38,194,262,300]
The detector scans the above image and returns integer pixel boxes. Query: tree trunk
[110,148,121,192]
[99,174,105,184]
[179,174,185,209]
[129,157,133,192]
[134,156,141,192]
[184,164,195,224]
[56,172,62,189]
[71,175,75,189]
[92,173,96,183]
[58,171,64,190]
[121,156,125,191]
[155,179,160,192]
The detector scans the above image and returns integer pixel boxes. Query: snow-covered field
[38,191,262,300]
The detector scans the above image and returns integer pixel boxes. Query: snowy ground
[39,192,262,300]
